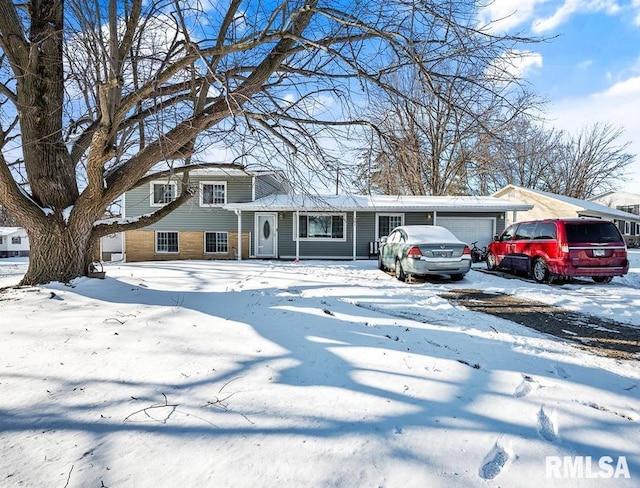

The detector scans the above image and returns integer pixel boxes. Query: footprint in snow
[514,375,537,398]
[479,440,511,480]
[537,406,558,442]
[552,365,570,379]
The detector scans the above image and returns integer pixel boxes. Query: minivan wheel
[486,252,497,271]
[532,258,550,283]
[592,276,613,284]
[395,259,406,282]
[450,273,465,281]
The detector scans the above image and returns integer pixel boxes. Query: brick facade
[125,230,250,262]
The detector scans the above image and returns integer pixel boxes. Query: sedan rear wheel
[378,254,385,271]
[486,252,497,271]
[395,259,406,282]
[532,258,550,283]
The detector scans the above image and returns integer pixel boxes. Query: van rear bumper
[548,260,629,277]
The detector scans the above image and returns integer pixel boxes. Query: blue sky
[480,0,640,192]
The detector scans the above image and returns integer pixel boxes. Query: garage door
[436,217,495,248]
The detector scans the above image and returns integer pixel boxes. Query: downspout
[295,210,300,261]
[352,211,357,260]
[234,209,242,260]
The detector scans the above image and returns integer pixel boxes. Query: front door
[256,213,277,258]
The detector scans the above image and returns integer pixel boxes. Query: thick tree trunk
[19,219,99,286]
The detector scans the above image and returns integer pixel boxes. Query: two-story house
[122,164,532,262]
[123,166,287,262]
[0,227,30,258]
[590,190,640,245]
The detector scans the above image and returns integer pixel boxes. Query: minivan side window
[515,222,536,240]
[534,222,557,240]
[500,225,517,241]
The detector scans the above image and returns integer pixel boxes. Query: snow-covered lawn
[1,252,639,487]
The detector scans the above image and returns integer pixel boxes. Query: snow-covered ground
[1,252,639,487]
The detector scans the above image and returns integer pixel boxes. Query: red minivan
[486,218,629,283]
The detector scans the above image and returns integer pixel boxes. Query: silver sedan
[378,225,472,282]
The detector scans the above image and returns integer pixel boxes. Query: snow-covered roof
[223,194,533,212]
[493,185,640,222]
[0,227,24,237]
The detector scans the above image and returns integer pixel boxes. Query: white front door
[256,213,277,258]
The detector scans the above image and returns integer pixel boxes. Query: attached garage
[436,216,496,249]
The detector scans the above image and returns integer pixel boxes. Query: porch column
[433,211,438,226]
[234,210,242,260]
[352,211,357,260]
[295,210,300,260]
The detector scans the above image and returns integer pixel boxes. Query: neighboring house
[100,232,124,262]
[122,165,532,262]
[590,190,640,245]
[0,227,30,258]
[492,185,640,245]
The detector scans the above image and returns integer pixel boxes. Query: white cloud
[477,0,547,32]
[478,0,623,33]
[634,0,640,24]
[489,50,544,80]
[548,76,640,189]
[533,0,621,33]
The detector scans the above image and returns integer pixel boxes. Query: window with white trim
[296,213,346,240]
[156,231,179,253]
[624,221,631,235]
[11,236,21,245]
[377,214,404,239]
[200,181,227,206]
[151,181,178,206]
[0,236,4,244]
[205,232,228,253]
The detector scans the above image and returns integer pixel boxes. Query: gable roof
[224,193,533,212]
[590,190,640,202]
[492,185,640,222]
[0,227,24,237]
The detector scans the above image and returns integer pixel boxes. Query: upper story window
[200,181,227,206]
[11,236,21,245]
[151,181,178,207]
[296,213,346,241]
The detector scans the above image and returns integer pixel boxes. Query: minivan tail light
[463,245,471,255]
[407,246,422,258]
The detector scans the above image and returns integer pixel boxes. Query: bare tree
[546,123,634,199]
[472,118,634,198]
[0,0,538,285]
[468,114,565,194]
[356,46,540,196]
